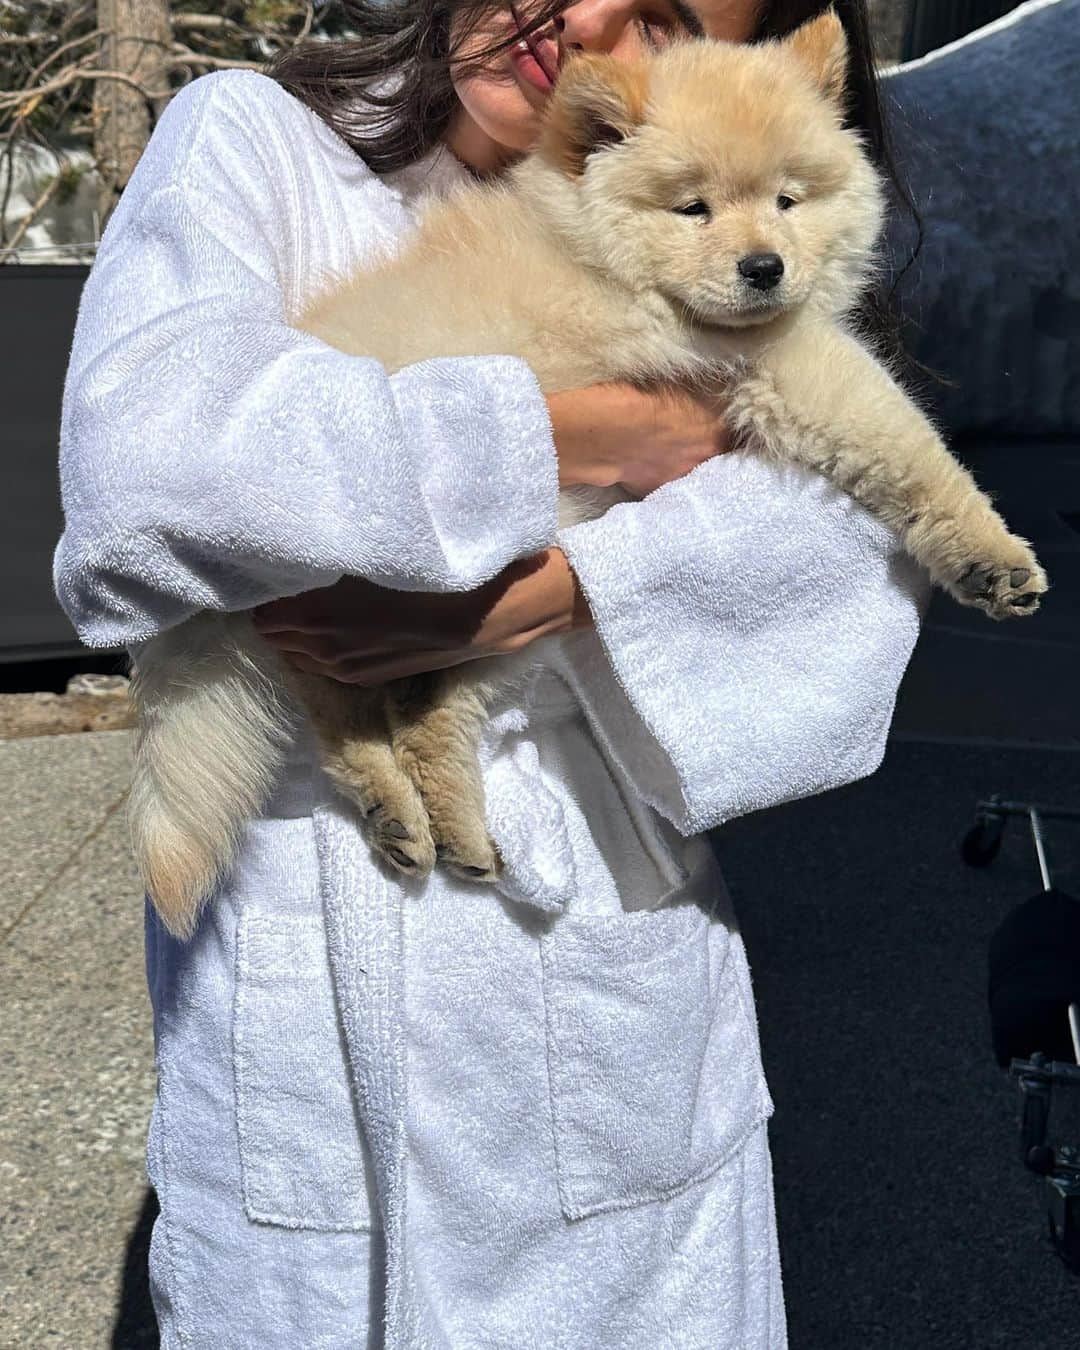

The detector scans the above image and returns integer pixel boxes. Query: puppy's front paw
[954,542,1048,620]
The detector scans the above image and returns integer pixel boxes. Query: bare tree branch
[172,14,247,37]
[0,168,62,263]
[25,26,104,90]
[0,33,58,48]
[0,0,352,255]
[0,52,101,114]
[166,43,262,73]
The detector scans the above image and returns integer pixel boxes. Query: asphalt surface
[713,475,1080,1349]
[716,737,1080,1350]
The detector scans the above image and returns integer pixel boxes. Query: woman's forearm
[546,381,733,495]
[547,386,630,488]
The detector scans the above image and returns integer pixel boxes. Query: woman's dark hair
[267,0,920,360]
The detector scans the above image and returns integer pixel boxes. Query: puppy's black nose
[738,253,784,290]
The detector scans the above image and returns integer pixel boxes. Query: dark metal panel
[1,264,94,662]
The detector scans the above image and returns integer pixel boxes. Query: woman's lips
[508,4,558,90]
[510,38,555,91]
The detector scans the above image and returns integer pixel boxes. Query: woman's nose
[554,0,636,55]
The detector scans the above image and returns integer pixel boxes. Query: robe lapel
[315,799,442,1349]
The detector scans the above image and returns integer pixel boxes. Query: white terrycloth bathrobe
[54,70,926,1350]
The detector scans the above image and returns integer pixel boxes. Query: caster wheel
[1048,1211,1080,1276]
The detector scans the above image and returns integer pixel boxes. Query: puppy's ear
[783,8,849,107]
[538,53,647,177]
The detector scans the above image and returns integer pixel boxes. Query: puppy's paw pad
[956,550,1048,620]
[366,806,436,878]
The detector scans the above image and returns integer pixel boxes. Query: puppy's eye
[777,194,797,211]
[673,200,710,218]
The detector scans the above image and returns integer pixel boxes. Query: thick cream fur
[131,12,1047,937]
[129,613,297,938]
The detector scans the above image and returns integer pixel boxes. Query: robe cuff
[557,453,927,835]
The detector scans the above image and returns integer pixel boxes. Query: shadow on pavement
[111,1188,159,1349]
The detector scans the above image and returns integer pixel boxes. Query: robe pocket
[539,902,772,1221]
[233,908,379,1231]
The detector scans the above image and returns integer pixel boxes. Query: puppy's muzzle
[738,253,784,291]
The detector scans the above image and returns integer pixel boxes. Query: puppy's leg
[385,670,501,884]
[288,670,437,878]
[730,321,1048,618]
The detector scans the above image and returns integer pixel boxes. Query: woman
[53,1,926,1345]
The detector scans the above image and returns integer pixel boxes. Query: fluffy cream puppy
[131,11,1047,938]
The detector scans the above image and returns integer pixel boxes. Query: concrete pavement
[0,731,156,1347]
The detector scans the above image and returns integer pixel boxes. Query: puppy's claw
[364,800,436,879]
[438,837,503,886]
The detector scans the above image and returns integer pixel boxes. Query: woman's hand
[547,380,734,496]
[252,547,592,685]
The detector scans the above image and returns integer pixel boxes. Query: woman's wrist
[552,546,595,634]
[490,547,593,653]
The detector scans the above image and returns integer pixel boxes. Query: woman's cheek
[447,15,548,154]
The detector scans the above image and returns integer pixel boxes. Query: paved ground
[0,731,156,1348]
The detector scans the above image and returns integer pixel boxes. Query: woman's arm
[253,368,927,839]
[53,71,566,648]
[258,444,928,837]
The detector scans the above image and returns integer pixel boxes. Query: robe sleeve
[53,71,559,649]
[556,453,929,836]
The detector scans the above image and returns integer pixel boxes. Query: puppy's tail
[128,612,295,940]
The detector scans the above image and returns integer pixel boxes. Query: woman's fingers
[334,648,489,683]
[262,627,434,672]
[256,628,349,662]
[251,579,390,635]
